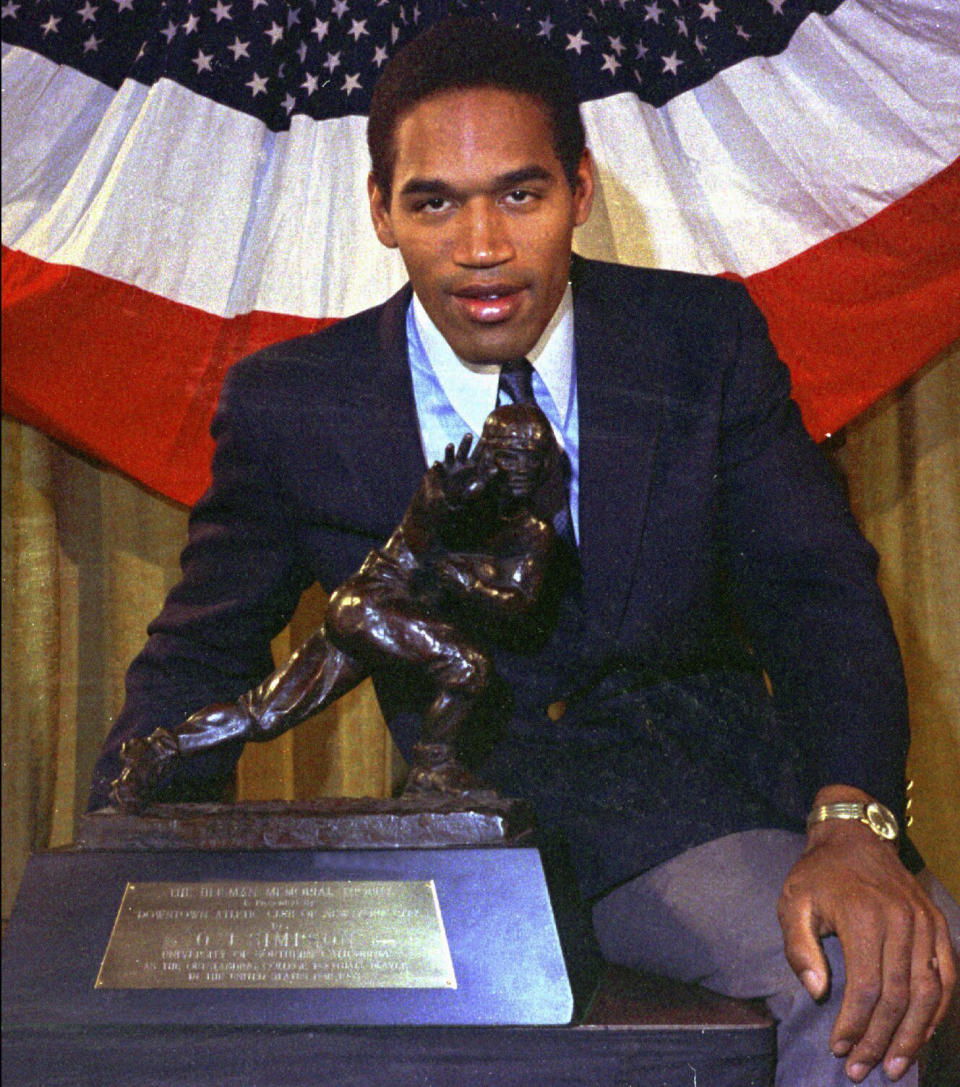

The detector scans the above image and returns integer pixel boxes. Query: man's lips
[450,283,526,324]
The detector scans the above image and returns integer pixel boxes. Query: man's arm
[87,362,313,809]
[715,285,955,1081]
[716,287,909,812]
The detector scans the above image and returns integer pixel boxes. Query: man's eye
[417,197,449,212]
[504,189,535,205]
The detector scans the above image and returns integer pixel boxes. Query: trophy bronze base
[2,801,775,1085]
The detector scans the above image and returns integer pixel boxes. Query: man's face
[368,87,594,364]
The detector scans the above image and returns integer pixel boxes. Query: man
[89,17,957,1084]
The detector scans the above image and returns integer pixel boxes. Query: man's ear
[368,173,398,249]
[572,148,596,227]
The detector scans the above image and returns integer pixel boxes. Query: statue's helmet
[478,403,560,499]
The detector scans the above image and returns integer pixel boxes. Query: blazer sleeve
[87,362,314,809]
[715,284,910,827]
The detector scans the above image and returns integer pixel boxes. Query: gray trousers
[592,830,960,1087]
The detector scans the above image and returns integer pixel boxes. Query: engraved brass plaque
[95,880,456,990]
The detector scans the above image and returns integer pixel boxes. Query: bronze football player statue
[110,402,569,812]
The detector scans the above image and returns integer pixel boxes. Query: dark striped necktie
[497,357,537,408]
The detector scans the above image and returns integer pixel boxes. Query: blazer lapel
[333,284,428,534]
[573,260,664,642]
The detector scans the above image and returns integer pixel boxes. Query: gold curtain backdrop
[3,342,958,921]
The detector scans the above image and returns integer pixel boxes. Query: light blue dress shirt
[405,286,580,543]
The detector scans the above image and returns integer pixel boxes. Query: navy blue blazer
[90,257,912,896]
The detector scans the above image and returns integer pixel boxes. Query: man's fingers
[842,906,938,1082]
[926,915,958,1041]
[877,914,945,1080]
[779,898,830,1000]
[456,434,473,462]
[838,897,956,1083]
[827,924,886,1067]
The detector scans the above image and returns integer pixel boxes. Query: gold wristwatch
[806,800,899,842]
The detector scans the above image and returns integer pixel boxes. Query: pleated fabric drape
[834,344,960,896]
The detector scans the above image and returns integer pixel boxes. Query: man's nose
[453,200,515,267]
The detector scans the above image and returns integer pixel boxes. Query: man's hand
[778,786,956,1083]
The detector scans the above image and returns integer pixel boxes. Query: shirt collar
[411,284,575,437]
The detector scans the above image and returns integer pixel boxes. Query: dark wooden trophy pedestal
[2,800,774,1086]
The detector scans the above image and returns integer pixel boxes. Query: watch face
[865,802,898,840]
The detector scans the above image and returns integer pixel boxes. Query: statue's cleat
[402,755,489,797]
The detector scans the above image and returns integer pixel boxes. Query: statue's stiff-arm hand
[435,434,497,509]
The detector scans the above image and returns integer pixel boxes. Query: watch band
[806,800,899,842]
